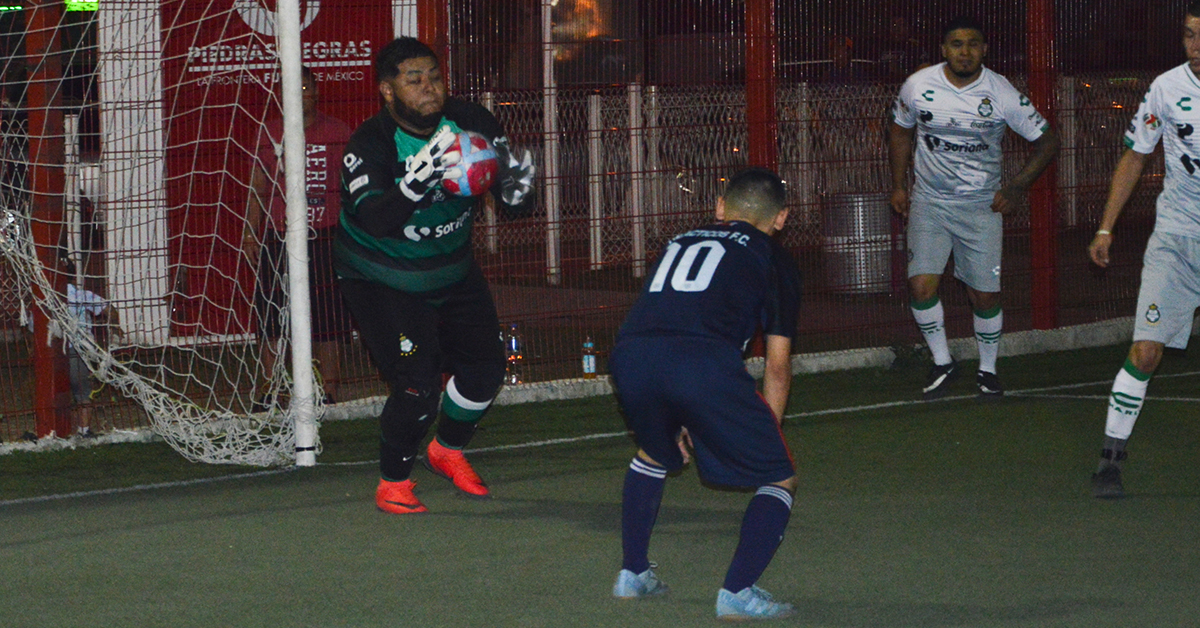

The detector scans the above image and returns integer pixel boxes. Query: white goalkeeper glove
[498,146,535,206]
[399,125,462,202]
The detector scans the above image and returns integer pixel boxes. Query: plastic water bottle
[581,335,597,379]
[505,323,523,384]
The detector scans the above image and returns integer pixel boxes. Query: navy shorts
[610,336,794,487]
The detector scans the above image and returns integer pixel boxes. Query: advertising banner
[159,0,391,336]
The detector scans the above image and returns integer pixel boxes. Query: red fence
[0,1,1184,441]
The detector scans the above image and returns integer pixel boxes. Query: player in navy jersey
[609,168,802,621]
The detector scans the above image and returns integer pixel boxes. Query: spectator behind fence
[245,65,354,410]
[820,35,868,84]
[878,16,931,81]
[44,257,115,438]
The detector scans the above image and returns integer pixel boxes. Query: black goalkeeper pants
[339,265,505,481]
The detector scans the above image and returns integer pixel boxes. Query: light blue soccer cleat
[612,568,669,599]
[716,585,795,621]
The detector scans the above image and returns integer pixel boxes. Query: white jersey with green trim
[893,62,1049,203]
[1124,62,1200,239]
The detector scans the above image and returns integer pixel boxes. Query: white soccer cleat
[716,585,795,621]
[613,568,669,599]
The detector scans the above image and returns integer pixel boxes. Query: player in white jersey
[889,16,1059,401]
[1087,2,1200,499]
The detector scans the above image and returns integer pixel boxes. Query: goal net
[0,1,392,465]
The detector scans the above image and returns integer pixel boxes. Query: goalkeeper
[336,37,535,514]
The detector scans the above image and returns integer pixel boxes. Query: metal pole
[628,82,645,278]
[26,0,72,438]
[1028,0,1059,330]
[645,85,660,234]
[542,0,561,285]
[587,93,603,270]
[277,0,318,466]
[1057,75,1077,228]
[417,0,449,67]
[480,91,498,254]
[745,0,778,171]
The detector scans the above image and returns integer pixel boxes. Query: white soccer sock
[974,308,1003,374]
[911,299,952,365]
[1105,362,1150,440]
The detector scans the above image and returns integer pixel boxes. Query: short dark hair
[375,37,438,83]
[1189,1,1200,19]
[723,167,786,221]
[941,16,985,43]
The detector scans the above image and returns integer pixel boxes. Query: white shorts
[1132,231,1200,349]
[907,196,1002,293]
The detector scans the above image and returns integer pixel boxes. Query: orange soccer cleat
[375,478,427,514]
[424,438,490,497]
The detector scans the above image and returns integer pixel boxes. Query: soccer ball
[441,131,499,197]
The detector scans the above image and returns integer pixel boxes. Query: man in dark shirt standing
[247,66,353,407]
[878,16,931,81]
[337,37,535,514]
[609,168,802,620]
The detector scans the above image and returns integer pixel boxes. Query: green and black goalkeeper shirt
[335,98,517,294]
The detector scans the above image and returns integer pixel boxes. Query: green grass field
[2,343,1199,627]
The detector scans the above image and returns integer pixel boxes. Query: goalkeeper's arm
[342,126,461,237]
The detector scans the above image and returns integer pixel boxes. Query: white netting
[0,2,375,465]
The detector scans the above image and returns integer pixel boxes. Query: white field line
[785,370,1200,419]
[5,371,1197,508]
[0,469,298,507]
[1015,394,1200,402]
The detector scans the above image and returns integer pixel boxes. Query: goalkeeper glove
[497,144,535,206]
[399,125,462,202]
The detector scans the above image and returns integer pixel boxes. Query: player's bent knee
[382,375,440,422]
[379,385,440,448]
[908,275,940,302]
[1128,340,1164,374]
[968,289,1002,312]
[449,360,505,403]
[636,449,662,468]
[771,475,799,493]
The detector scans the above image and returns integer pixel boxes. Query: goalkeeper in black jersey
[337,37,535,514]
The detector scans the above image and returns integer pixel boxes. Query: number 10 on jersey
[648,241,727,293]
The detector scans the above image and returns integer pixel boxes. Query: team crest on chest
[1145,304,1161,325]
[977,98,994,117]
[398,334,417,355]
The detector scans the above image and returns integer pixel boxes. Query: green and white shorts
[907,196,1003,293]
[1133,230,1200,349]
